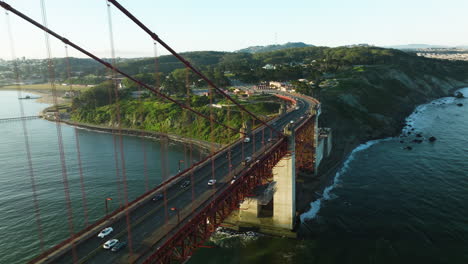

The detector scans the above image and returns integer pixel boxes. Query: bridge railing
[29,116,283,264]
[140,137,289,263]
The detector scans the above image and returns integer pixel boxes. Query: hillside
[235,42,314,53]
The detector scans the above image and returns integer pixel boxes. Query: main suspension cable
[0,1,242,137]
[107,0,284,138]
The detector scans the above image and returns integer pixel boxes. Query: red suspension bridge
[0,1,322,263]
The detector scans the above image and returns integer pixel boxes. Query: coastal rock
[457,103,463,107]
[412,139,423,143]
[428,136,437,142]
[455,91,465,98]
[416,133,422,138]
[404,146,413,150]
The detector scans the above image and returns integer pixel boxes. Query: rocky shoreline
[296,83,468,228]
[51,118,222,154]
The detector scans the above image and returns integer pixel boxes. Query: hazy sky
[0,0,467,59]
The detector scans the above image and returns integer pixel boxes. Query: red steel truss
[140,139,288,264]
[294,115,317,172]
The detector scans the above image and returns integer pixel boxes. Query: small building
[262,64,276,70]
[192,89,209,96]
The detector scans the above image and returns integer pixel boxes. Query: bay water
[189,88,468,264]
[0,90,202,264]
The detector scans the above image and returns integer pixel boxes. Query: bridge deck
[31,95,315,264]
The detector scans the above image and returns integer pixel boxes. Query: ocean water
[189,88,468,264]
[0,90,202,264]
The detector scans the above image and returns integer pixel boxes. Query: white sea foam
[300,138,391,221]
[401,87,468,135]
[300,87,468,222]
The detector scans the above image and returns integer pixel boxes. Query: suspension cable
[39,0,77,262]
[65,44,89,226]
[106,0,284,138]
[5,9,45,252]
[0,1,242,137]
[106,0,133,255]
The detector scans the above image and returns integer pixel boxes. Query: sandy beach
[0,88,73,105]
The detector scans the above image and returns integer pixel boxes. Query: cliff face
[296,61,468,218]
[318,63,468,173]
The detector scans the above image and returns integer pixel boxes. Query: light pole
[105,197,112,216]
[171,207,180,224]
[178,159,184,172]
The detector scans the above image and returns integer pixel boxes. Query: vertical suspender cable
[252,119,256,154]
[106,0,133,255]
[39,1,77,262]
[65,45,89,226]
[209,86,216,199]
[5,10,45,252]
[154,42,169,225]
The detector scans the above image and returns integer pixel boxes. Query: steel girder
[141,139,288,264]
[294,115,316,172]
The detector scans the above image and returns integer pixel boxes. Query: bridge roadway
[42,96,312,264]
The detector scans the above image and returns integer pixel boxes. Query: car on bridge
[97,227,113,238]
[208,179,216,185]
[152,194,163,202]
[103,239,119,249]
[180,180,190,188]
[111,241,127,252]
[242,156,252,165]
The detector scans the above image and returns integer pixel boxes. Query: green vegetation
[236,42,313,53]
[8,45,467,147]
[71,82,280,143]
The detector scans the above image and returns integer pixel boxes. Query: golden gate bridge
[0,1,321,263]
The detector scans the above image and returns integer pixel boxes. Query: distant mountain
[236,42,314,53]
[385,44,450,50]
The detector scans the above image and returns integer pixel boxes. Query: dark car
[180,180,190,188]
[152,194,163,202]
[111,241,127,252]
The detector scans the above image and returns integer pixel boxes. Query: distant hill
[385,44,450,50]
[236,42,314,53]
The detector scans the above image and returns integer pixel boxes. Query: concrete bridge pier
[270,126,296,231]
[224,125,297,237]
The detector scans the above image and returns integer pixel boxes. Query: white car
[103,239,119,249]
[97,227,113,238]
[208,179,217,185]
[231,176,237,184]
[243,137,250,143]
[242,156,252,165]
[290,120,294,124]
